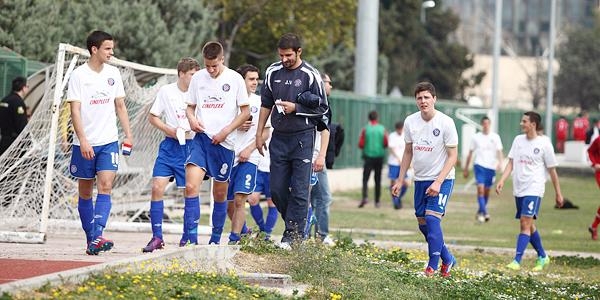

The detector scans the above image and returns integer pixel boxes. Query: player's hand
[212,129,228,145]
[391,179,404,197]
[189,118,205,133]
[256,135,266,156]
[426,181,441,197]
[462,168,469,179]
[594,164,600,171]
[239,120,253,132]
[80,140,94,160]
[239,148,252,162]
[555,193,564,208]
[277,100,296,114]
[166,126,177,139]
[313,156,325,172]
[495,181,504,195]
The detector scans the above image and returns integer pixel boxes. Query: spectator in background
[388,120,408,209]
[555,116,569,153]
[573,111,589,142]
[585,119,600,145]
[587,135,600,240]
[0,76,29,155]
[358,110,388,208]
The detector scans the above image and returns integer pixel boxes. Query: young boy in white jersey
[496,111,564,271]
[142,58,200,252]
[388,120,408,210]
[225,64,271,244]
[305,122,330,240]
[67,30,133,255]
[392,82,457,277]
[463,116,504,223]
[184,42,250,245]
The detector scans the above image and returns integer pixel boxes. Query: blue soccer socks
[150,200,164,239]
[184,197,200,244]
[425,215,445,270]
[210,201,228,244]
[477,196,486,215]
[265,207,278,234]
[514,233,531,263]
[78,197,94,244]
[529,230,546,258]
[250,204,265,231]
[93,194,112,239]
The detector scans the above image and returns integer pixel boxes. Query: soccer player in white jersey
[388,120,408,210]
[142,58,200,252]
[224,64,270,244]
[463,116,504,223]
[496,111,564,271]
[67,30,133,255]
[184,42,250,245]
[392,82,458,277]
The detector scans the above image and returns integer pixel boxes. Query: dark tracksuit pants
[269,129,314,243]
[362,156,384,203]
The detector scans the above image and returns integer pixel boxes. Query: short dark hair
[524,111,543,131]
[236,64,259,79]
[278,33,302,51]
[86,30,113,54]
[395,120,404,130]
[177,57,200,75]
[481,116,490,123]
[413,81,436,98]
[11,76,27,92]
[368,110,378,121]
[202,42,223,60]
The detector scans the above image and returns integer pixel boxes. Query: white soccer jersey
[470,131,503,170]
[387,131,405,166]
[67,63,125,146]
[187,67,249,150]
[149,82,191,133]
[508,134,558,197]
[404,110,458,181]
[234,93,263,165]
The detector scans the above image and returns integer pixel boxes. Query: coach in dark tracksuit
[256,33,328,247]
[0,76,29,156]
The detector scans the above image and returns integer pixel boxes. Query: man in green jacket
[358,110,388,208]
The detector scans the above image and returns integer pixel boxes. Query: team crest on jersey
[533,148,540,154]
[107,78,115,86]
[251,106,259,113]
[70,164,77,173]
[294,79,302,87]
[433,128,440,136]
[222,84,230,92]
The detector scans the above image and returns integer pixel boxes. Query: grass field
[6,168,600,299]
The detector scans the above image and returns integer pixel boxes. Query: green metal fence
[0,52,27,98]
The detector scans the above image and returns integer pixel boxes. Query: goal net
[0,43,202,243]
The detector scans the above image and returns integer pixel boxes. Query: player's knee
[96,180,113,194]
[185,182,199,195]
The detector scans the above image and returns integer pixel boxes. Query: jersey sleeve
[149,88,165,117]
[235,74,249,107]
[444,117,459,147]
[66,71,82,102]
[115,70,126,99]
[507,136,518,159]
[469,134,476,151]
[187,76,198,106]
[495,134,503,150]
[543,139,558,168]
[261,68,275,109]
[404,119,413,143]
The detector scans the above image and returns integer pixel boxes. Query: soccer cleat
[440,256,457,278]
[208,236,221,245]
[532,256,550,271]
[322,236,336,246]
[476,213,485,223]
[358,199,368,208]
[86,236,114,255]
[424,266,436,277]
[228,240,240,245]
[142,237,165,253]
[277,241,292,251]
[484,214,491,222]
[506,260,521,270]
[589,227,598,240]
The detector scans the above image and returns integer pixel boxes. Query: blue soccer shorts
[254,170,271,198]
[474,164,496,188]
[152,137,189,188]
[515,196,541,219]
[227,161,258,200]
[413,179,455,217]
[70,141,119,179]
[186,133,234,182]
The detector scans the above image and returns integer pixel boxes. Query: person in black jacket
[0,76,29,155]
[255,33,328,248]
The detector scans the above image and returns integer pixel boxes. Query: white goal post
[0,43,211,243]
